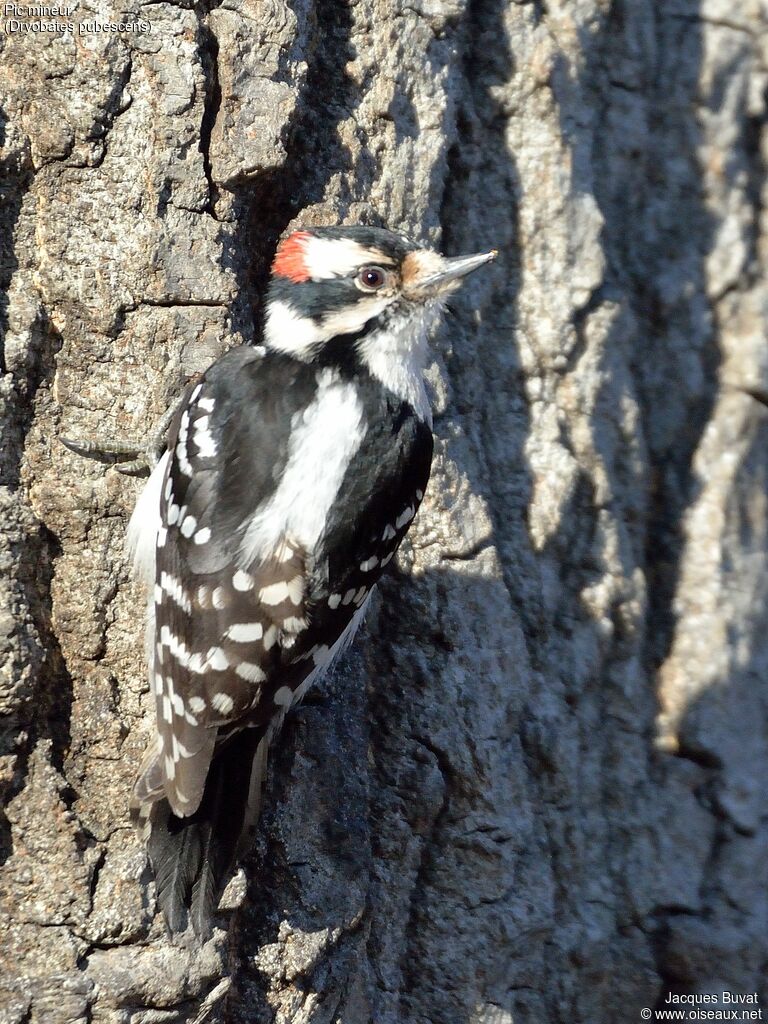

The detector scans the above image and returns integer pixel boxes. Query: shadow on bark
[578,3,719,678]
[220,564,528,1023]
[575,1,766,1007]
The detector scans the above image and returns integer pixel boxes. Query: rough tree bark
[1,0,767,1021]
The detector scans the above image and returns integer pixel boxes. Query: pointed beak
[406,248,497,298]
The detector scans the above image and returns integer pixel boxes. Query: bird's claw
[59,435,152,476]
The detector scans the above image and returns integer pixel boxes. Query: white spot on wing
[193,416,217,458]
[160,625,191,667]
[206,647,229,671]
[312,645,330,665]
[194,527,211,545]
[176,441,193,478]
[360,556,378,572]
[257,577,304,607]
[211,692,234,714]
[226,622,263,642]
[282,615,307,632]
[273,685,293,708]
[160,571,192,614]
[395,506,415,529]
[176,410,194,471]
[180,515,197,538]
[235,661,266,682]
[286,575,304,605]
[258,581,291,605]
[233,571,254,592]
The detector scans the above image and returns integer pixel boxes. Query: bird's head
[264,226,496,370]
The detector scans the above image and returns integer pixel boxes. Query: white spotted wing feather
[129,354,369,821]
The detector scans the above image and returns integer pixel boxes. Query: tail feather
[148,800,204,934]
[189,822,220,940]
[142,728,269,939]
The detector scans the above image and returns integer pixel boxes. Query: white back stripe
[239,369,366,564]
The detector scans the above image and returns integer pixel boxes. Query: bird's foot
[59,435,152,475]
[59,390,185,475]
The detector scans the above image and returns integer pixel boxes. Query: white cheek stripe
[239,370,366,565]
[265,294,391,357]
[264,301,321,355]
[320,295,391,338]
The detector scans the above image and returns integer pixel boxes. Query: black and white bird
[126,225,495,937]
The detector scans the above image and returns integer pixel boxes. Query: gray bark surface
[1,1,767,1021]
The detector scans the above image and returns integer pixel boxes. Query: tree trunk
[1,1,767,1021]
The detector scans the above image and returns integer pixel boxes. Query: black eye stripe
[270,278,365,317]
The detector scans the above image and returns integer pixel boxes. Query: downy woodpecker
[126,225,496,936]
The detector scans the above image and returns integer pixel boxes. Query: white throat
[357,304,439,424]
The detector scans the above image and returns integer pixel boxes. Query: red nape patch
[272,231,312,282]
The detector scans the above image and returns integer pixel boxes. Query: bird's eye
[356,266,387,291]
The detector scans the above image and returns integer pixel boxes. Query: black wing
[134,347,320,817]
